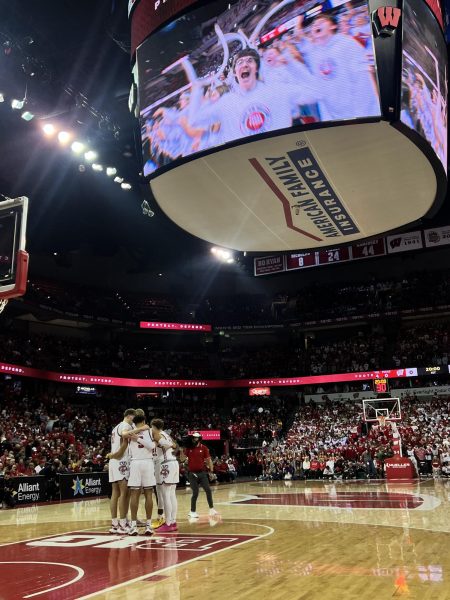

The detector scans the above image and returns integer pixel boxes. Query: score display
[373,378,389,394]
[284,239,386,272]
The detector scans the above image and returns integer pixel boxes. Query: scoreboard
[284,239,385,273]
[373,378,389,394]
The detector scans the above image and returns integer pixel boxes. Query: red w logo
[373,6,401,35]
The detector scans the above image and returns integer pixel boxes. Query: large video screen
[137,0,381,177]
[401,0,447,171]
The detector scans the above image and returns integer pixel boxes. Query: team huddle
[141,3,380,176]
[107,408,179,535]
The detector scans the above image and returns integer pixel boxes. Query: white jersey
[129,429,155,460]
[189,73,328,146]
[297,33,380,121]
[155,431,176,463]
[111,421,132,455]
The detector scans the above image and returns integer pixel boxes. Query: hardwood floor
[1,479,449,599]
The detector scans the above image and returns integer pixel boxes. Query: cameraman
[180,432,218,519]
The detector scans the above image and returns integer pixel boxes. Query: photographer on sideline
[179,432,218,519]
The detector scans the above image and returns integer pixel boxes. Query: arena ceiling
[0,0,448,289]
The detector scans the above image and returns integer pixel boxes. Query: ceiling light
[42,123,56,136]
[71,141,85,154]
[57,131,71,145]
[211,246,234,262]
[21,111,34,121]
[0,93,5,102]
[121,182,132,190]
[106,167,117,177]
[84,150,97,162]
[92,163,103,172]
[114,176,124,183]
[11,98,25,110]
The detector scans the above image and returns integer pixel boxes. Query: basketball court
[1,478,449,599]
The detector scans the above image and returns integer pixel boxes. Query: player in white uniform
[188,48,330,147]
[127,412,157,536]
[107,408,135,534]
[293,14,380,121]
[150,418,179,532]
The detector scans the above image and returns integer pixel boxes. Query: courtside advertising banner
[59,473,111,500]
[137,0,380,178]
[7,476,47,505]
[400,0,447,171]
[424,225,450,247]
[386,231,423,254]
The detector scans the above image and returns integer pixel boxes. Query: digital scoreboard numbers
[373,378,389,393]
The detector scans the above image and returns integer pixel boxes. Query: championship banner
[59,473,111,501]
[386,231,423,254]
[423,225,450,247]
[7,476,47,505]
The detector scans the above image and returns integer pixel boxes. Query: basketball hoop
[0,298,8,314]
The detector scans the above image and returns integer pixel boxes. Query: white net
[376,415,387,428]
[0,298,8,314]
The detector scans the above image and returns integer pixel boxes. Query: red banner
[0,362,415,389]
[249,387,271,396]
[188,430,221,440]
[140,321,211,331]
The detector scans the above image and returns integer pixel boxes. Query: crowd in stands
[0,321,449,380]
[0,387,296,505]
[17,268,450,328]
[1,383,449,508]
[240,394,450,481]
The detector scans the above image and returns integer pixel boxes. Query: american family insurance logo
[249,146,359,242]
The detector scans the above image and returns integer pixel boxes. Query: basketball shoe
[151,516,165,529]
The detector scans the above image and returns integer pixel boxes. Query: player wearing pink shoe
[151,418,179,532]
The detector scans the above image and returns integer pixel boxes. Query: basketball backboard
[362,397,401,422]
[0,197,29,309]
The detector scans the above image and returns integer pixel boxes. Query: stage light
[106,167,117,176]
[121,182,132,190]
[71,141,85,154]
[84,150,97,162]
[114,176,124,183]
[227,258,234,264]
[42,123,56,136]
[57,131,71,145]
[11,98,24,110]
[92,163,103,172]
[0,93,4,102]
[21,111,34,121]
